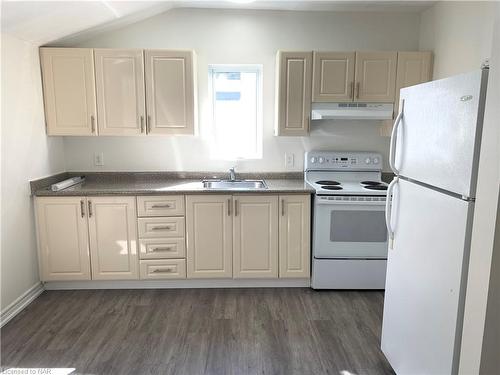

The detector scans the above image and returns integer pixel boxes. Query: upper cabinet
[94,49,146,136]
[40,48,97,136]
[354,51,397,103]
[275,51,313,136]
[312,52,355,102]
[145,50,196,135]
[39,48,196,136]
[395,51,433,110]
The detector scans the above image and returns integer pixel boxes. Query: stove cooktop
[305,172,388,196]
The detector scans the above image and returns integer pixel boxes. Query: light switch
[94,152,104,166]
[285,153,295,169]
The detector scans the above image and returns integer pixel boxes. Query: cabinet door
[186,195,232,278]
[275,51,312,136]
[40,48,97,136]
[145,50,196,135]
[312,52,355,102]
[395,51,433,110]
[94,49,146,136]
[88,197,138,280]
[233,195,278,278]
[279,195,311,278]
[355,51,397,103]
[35,197,90,281]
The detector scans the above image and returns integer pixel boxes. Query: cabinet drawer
[137,196,185,217]
[139,238,185,259]
[140,259,186,279]
[138,217,185,238]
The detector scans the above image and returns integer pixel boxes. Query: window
[208,65,262,160]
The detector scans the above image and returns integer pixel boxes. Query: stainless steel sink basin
[202,179,268,190]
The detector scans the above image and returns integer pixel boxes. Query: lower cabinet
[233,195,279,278]
[35,197,91,281]
[36,193,311,283]
[186,195,233,278]
[279,195,311,278]
[88,197,138,280]
[35,196,138,281]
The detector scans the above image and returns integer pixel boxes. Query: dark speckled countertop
[32,172,315,196]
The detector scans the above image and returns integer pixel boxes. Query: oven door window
[330,211,387,242]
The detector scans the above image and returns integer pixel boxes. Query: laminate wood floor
[1,288,394,375]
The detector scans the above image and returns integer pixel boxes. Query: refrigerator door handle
[389,99,404,174]
[385,177,399,249]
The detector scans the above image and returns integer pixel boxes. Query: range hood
[311,102,394,120]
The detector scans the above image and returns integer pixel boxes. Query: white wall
[419,1,496,80]
[0,34,66,312]
[59,8,421,173]
[459,3,500,373]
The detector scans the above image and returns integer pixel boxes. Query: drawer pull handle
[151,247,173,252]
[151,204,172,209]
[152,268,174,273]
[151,226,171,231]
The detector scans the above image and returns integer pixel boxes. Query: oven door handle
[316,199,386,206]
[385,177,399,249]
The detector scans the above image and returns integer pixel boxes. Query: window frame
[208,64,263,160]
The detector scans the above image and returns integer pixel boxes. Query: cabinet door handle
[151,204,171,209]
[227,199,231,216]
[147,115,151,134]
[80,199,85,218]
[151,226,171,231]
[234,199,238,216]
[281,199,285,216]
[356,82,360,99]
[151,247,173,252]
[152,268,173,273]
[88,200,93,218]
[350,81,354,99]
[140,115,145,133]
[91,115,96,134]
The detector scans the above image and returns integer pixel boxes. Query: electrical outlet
[285,153,295,169]
[94,152,104,167]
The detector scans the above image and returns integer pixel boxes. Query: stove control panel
[305,151,383,171]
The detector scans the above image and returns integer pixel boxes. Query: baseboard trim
[44,278,311,290]
[1,282,45,327]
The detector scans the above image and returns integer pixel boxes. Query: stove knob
[318,157,325,164]
[310,157,317,163]
[373,157,379,164]
[365,157,371,164]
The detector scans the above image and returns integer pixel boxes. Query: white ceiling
[1,0,435,46]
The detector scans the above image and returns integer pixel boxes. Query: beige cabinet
[35,197,91,281]
[87,197,138,280]
[94,49,146,136]
[40,48,97,136]
[186,195,233,278]
[145,50,196,135]
[275,51,312,136]
[233,195,279,278]
[354,51,398,103]
[279,195,311,278]
[395,51,433,110]
[312,52,355,102]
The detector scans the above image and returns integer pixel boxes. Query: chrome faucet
[229,167,236,181]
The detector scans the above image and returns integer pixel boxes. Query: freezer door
[381,178,473,375]
[393,70,488,198]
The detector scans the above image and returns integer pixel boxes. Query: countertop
[32,172,314,196]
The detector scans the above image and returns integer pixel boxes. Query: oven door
[313,195,388,259]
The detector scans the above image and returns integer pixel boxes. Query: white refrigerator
[381,69,489,375]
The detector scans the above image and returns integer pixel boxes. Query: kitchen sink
[202,179,268,190]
